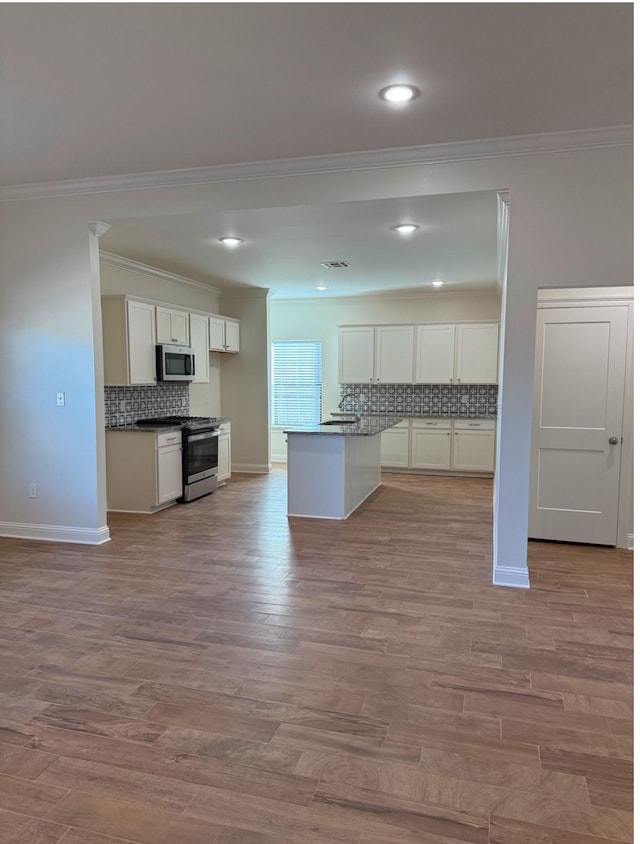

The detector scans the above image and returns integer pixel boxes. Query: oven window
[187,435,218,479]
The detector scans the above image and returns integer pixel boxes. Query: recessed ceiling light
[432,280,446,287]
[379,84,420,103]
[219,237,244,247]
[316,286,328,292]
[392,224,420,235]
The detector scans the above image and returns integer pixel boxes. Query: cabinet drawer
[388,418,409,430]
[454,419,496,431]
[412,418,451,430]
[157,431,182,447]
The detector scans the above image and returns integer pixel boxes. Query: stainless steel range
[137,416,221,502]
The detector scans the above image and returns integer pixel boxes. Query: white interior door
[529,305,628,545]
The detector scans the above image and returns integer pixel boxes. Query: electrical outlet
[56,392,65,407]
[28,483,38,499]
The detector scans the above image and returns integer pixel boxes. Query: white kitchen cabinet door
[189,313,210,383]
[375,326,414,383]
[415,325,456,384]
[455,323,499,384]
[218,430,231,481]
[411,428,452,470]
[156,307,190,345]
[209,316,226,351]
[452,430,495,471]
[209,316,240,353]
[339,327,375,383]
[380,422,410,468]
[157,442,183,504]
[127,300,157,385]
[225,320,240,353]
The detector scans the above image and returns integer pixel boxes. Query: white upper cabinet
[416,322,499,385]
[375,326,414,383]
[415,324,456,384]
[127,301,157,384]
[339,326,375,383]
[341,322,499,385]
[189,313,210,383]
[156,306,190,345]
[209,316,240,353]
[455,323,499,384]
[102,297,156,386]
[339,325,413,384]
[225,319,240,353]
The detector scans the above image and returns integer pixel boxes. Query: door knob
[609,436,618,445]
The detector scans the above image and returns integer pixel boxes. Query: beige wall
[270,291,501,460]
[220,289,270,472]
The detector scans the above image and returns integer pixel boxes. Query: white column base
[493,564,530,589]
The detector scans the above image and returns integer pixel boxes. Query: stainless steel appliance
[155,345,196,382]
[137,416,220,501]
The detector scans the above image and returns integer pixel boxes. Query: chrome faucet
[338,392,362,420]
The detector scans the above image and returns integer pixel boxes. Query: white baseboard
[231,464,272,474]
[493,564,530,589]
[0,522,111,545]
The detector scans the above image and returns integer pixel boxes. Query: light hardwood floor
[0,468,632,843]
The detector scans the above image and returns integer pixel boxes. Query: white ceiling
[1,4,632,186]
[101,191,500,299]
[2,4,631,300]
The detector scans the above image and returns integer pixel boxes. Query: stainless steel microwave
[156,344,196,381]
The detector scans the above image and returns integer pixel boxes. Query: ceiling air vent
[321,261,351,269]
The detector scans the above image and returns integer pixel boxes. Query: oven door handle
[187,430,220,442]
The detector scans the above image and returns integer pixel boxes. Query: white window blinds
[271,341,322,427]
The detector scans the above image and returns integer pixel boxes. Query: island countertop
[283,416,403,436]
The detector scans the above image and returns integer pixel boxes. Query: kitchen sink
[320,418,359,425]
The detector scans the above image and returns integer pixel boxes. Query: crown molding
[537,286,633,306]
[0,125,632,202]
[100,251,221,295]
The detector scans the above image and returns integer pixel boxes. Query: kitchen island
[284,416,401,519]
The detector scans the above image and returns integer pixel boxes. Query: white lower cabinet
[106,429,183,513]
[411,419,452,470]
[157,437,184,503]
[380,420,410,468]
[452,419,496,472]
[217,421,232,482]
[380,417,496,474]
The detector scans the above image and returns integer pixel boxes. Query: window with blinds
[271,340,322,427]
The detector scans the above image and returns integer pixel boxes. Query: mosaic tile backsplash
[104,384,189,427]
[340,384,498,416]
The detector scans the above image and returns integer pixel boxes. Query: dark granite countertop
[106,417,231,433]
[332,412,497,420]
[284,416,403,436]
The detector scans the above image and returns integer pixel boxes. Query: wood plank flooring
[0,469,632,843]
